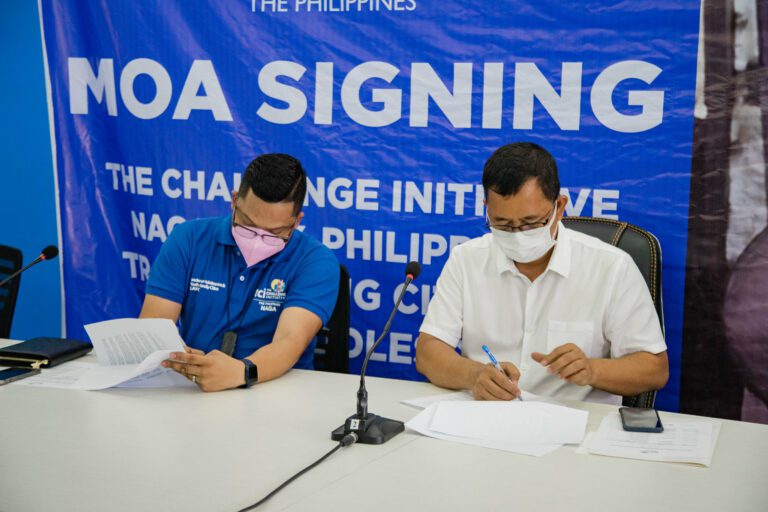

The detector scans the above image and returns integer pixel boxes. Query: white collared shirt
[419,223,667,404]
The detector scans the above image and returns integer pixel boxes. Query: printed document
[14,318,192,390]
[405,400,588,457]
[13,361,96,389]
[587,412,720,466]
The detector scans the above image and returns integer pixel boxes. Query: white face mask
[490,201,558,263]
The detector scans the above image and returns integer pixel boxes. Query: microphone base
[331,413,404,445]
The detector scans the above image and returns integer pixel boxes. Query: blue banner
[40,0,700,410]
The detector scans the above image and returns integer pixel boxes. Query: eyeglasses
[232,205,294,246]
[486,205,557,233]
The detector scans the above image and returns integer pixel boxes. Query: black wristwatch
[240,358,258,388]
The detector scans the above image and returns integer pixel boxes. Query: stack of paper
[405,400,589,457]
[15,318,193,390]
[401,389,560,409]
[400,390,474,409]
[585,412,721,467]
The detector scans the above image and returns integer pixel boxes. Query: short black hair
[239,153,307,215]
[482,142,560,201]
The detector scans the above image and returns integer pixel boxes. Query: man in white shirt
[416,142,669,404]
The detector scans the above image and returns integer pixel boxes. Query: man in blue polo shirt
[140,154,340,391]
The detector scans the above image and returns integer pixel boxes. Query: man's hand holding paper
[164,349,245,392]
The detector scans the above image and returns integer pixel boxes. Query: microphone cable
[237,432,358,511]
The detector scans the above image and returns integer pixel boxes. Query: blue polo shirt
[145,215,340,368]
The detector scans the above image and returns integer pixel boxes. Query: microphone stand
[0,246,57,288]
[0,255,45,288]
[331,275,414,444]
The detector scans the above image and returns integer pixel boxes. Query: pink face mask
[231,225,287,267]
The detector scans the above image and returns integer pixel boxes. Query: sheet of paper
[401,389,558,409]
[429,400,588,445]
[587,412,720,466]
[405,403,562,457]
[84,318,186,366]
[117,366,195,388]
[11,351,194,390]
[15,318,191,391]
[70,347,183,390]
[12,361,96,388]
[401,391,474,409]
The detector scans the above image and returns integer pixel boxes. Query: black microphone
[405,260,421,281]
[331,261,422,445]
[0,245,59,288]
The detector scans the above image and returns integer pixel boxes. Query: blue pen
[482,344,523,401]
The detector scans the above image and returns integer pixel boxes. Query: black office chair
[314,264,350,373]
[561,217,664,408]
[0,245,24,339]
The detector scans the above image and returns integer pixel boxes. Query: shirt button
[236,251,241,256]
[239,276,245,282]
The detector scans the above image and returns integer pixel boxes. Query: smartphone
[0,367,41,385]
[619,406,664,433]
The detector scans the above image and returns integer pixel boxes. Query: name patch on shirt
[254,278,287,312]
[189,277,226,293]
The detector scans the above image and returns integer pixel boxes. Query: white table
[1,344,767,512]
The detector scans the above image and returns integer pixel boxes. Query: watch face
[245,360,258,385]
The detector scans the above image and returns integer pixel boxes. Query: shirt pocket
[546,320,597,358]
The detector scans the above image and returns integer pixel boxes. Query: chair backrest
[0,245,24,339]
[561,217,664,408]
[314,264,350,373]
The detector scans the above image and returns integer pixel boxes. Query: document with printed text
[586,412,720,466]
[14,318,192,390]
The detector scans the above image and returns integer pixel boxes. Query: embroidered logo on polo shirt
[254,278,287,312]
[189,277,226,293]
[270,279,286,293]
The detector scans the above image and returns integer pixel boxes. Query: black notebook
[0,337,92,369]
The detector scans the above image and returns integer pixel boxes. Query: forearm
[590,351,669,396]
[247,342,305,383]
[139,294,181,322]
[415,334,484,390]
[245,307,322,384]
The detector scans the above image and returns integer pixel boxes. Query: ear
[231,190,238,210]
[555,194,568,222]
[295,211,305,227]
